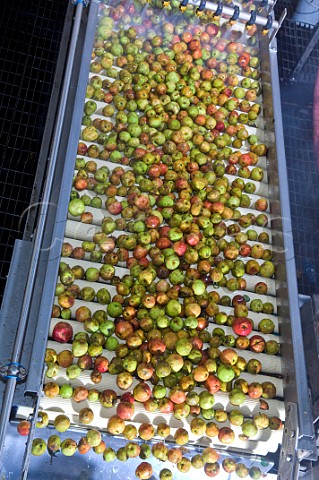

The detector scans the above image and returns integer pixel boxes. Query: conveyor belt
[25,0,287,474]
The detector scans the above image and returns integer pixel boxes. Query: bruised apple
[17,420,31,436]
[135,462,153,479]
[219,348,238,365]
[218,426,235,444]
[100,389,117,408]
[250,335,266,353]
[204,463,220,477]
[117,401,135,420]
[133,382,152,403]
[168,448,183,464]
[52,321,73,343]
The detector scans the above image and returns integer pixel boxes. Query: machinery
[0,1,318,478]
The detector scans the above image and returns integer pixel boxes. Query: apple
[250,335,266,353]
[174,428,189,446]
[266,340,280,355]
[138,423,155,441]
[222,458,237,473]
[217,364,235,383]
[218,426,235,444]
[17,420,31,436]
[204,463,220,477]
[52,321,73,343]
[99,389,117,408]
[152,442,168,462]
[269,416,283,430]
[117,401,135,420]
[235,336,250,350]
[135,462,153,480]
[254,413,270,430]
[158,397,174,414]
[131,382,151,404]
[107,416,125,435]
[246,358,262,375]
[229,388,246,406]
[169,386,186,404]
[236,464,249,478]
[248,382,263,399]
[219,348,238,365]
[232,317,253,336]
[204,374,221,394]
[168,447,183,464]
[262,381,277,399]
[156,423,170,438]
[258,318,275,334]
[126,442,141,459]
[78,437,91,455]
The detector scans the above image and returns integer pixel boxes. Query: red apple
[121,392,134,404]
[232,317,253,337]
[17,420,31,436]
[116,401,135,420]
[204,374,221,394]
[94,356,109,373]
[158,397,174,414]
[52,321,73,343]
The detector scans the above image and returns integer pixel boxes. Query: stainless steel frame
[0,0,100,474]
[0,1,317,478]
[263,35,317,465]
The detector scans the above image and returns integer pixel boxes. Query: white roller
[42,364,285,421]
[39,396,283,455]
[48,336,283,384]
[73,174,270,213]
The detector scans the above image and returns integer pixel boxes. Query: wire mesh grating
[281,100,319,295]
[275,18,319,83]
[0,0,68,301]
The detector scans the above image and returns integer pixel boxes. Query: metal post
[0,0,84,463]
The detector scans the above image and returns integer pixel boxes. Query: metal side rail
[0,0,100,476]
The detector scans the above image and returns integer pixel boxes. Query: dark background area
[0,0,318,302]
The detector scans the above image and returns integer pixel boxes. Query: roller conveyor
[0,1,317,479]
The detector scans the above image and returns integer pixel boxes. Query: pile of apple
[26,0,285,478]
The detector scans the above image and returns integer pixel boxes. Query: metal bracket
[262,14,273,36]
[228,5,240,26]
[278,402,299,480]
[246,9,257,31]
[213,1,223,19]
[196,0,206,16]
[179,0,189,12]
[267,0,278,14]
[269,8,287,46]
[0,362,27,382]
[71,0,90,6]
[258,0,270,13]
